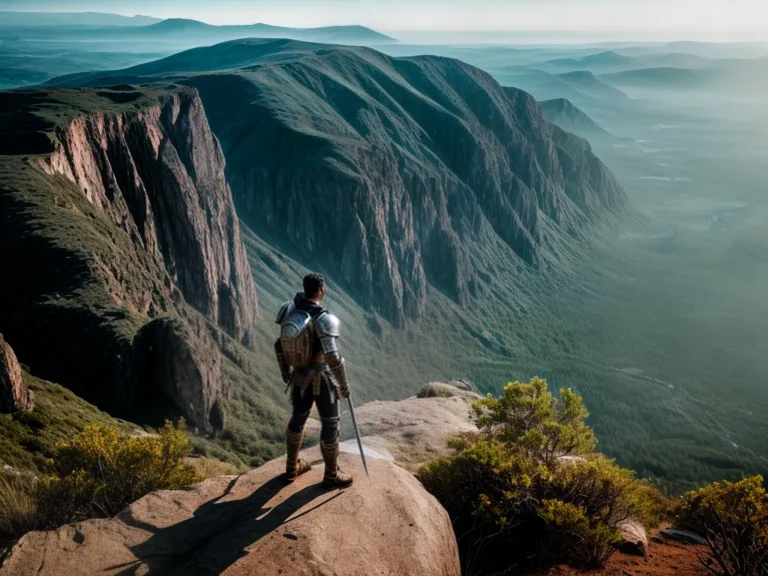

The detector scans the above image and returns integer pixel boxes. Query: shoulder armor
[276,301,294,324]
[314,312,341,338]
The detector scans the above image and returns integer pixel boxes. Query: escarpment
[0,86,257,432]
[56,39,630,327]
[38,88,258,344]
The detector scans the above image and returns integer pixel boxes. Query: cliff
[0,335,33,413]
[51,39,630,327]
[0,86,258,432]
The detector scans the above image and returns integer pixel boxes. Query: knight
[274,273,354,489]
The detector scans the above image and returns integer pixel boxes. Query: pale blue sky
[2,0,767,36]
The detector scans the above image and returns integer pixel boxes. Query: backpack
[279,308,321,368]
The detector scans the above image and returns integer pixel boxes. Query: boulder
[132,317,223,433]
[658,528,708,546]
[0,450,460,576]
[341,382,481,472]
[619,519,648,556]
[417,380,480,399]
[0,335,33,413]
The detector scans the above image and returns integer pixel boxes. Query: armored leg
[285,385,313,482]
[316,381,353,489]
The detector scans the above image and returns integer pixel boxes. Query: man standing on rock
[274,273,354,489]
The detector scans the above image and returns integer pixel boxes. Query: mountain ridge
[49,38,629,325]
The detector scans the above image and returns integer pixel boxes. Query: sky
[2,0,767,38]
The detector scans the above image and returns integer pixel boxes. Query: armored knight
[274,273,354,489]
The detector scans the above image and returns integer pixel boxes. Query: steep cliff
[0,86,258,431]
[0,334,33,413]
[53,39,629,327]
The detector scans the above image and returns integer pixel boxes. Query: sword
[345,394,370,481]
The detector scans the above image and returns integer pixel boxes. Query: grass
[0,476,37,544]
[0,371,136,474]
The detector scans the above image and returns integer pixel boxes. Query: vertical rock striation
[39,89,258,345]
[0,334,33,413]
[0,86,257,431]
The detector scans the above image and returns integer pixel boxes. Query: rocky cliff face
[38,88,257,345]
[0,334,33,413]
[57,39,629,327]
[0,86,257,431]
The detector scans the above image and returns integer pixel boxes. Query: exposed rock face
[0,451,461,576]
[0,335,33,413]
[39,88,257,345]
[0,86,257,430]
[59,39,629,326]
[133,318,223,433]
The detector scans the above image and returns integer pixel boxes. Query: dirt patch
[540,538,710,576]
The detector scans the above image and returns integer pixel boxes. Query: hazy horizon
[1,0,767,42]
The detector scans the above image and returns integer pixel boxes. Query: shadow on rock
[112,476,344,575]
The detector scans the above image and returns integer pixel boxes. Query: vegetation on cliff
[419,378,668,573]
[0,421,199,546]
[677,476,768,576]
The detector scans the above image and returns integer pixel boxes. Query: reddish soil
[543,538,711,576]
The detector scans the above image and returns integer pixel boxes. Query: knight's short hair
[303,273,325,298]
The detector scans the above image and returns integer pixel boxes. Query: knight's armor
[274,301,349,397]
[275,295,353,488]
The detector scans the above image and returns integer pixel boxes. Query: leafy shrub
[36,421,198,527]
[419,378,665,574]
[677,476,768,576]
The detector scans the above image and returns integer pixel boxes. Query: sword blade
[346,395,370,480]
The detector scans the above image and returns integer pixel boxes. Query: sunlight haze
[1,0,767,40]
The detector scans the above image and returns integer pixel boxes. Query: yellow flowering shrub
[36,421,198,526]
[677,476,768,576]
[419,378,668,573]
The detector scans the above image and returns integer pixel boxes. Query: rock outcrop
[0,335,33,413]
[0,86,257,430]
[0,450,461,576]
[133,317,223,433]
[339,381,481,472]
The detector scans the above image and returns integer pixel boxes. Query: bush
[419,378,665,574]
[677,476,768,576]
[35,422,198,528]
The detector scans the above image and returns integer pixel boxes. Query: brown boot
[320,440,353,489]
[285,428,311,483]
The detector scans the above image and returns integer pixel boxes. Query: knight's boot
[320,440,354,489]
[285,428,311,483]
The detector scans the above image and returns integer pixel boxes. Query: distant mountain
[541,50,712,73]
[50,38,628,326]
[579,51,634,68]
[3,17,395,46]
[0,11,160,27]
[556,70,630,102]
[600,66,716,89]
[540,98,612,139]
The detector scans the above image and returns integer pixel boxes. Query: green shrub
[677,476,768,576]
[419,378,665,574]
[36,421,198,527]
